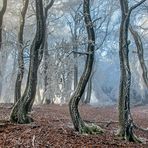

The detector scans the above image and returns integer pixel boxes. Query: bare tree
[10,0,45,124]
[0,0,7,50]
[43,0,55,104]
[0,0,7,100]
[69,0,103,134]
[129,25,148,89]
[14,0,29,103]
[118,0,146,142]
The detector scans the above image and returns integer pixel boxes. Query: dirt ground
[0,103,148,148]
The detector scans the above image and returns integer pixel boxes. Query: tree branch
[128,0,146,16]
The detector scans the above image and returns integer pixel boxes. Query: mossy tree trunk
[118,0,146,142]
[69,0,103,134]
[10,0,45,124]
[14,0,29,104]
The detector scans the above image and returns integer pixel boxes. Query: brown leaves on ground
[0,103,148,147]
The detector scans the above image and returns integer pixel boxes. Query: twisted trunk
[10,0,45,124]
[69,0,103,134]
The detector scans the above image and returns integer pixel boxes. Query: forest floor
[0,104,148,148]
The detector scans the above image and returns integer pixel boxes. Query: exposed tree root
[116,129,126,140]
[117,120,142,143]
[125,121,142,143]
[125,132,142,143]
[10,109,33,124]
[133,123,148,132]
[80,123,104,135]
[10,115,33,124]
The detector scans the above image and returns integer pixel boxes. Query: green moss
[80,123,104,135]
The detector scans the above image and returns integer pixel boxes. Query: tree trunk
[74,53,78,90]
[0,0,7,50]
[10,0,45,124]
[42,0,55,104]
[73,27,78,90]
[69,0,103,134]
[14,0,29,103]
[43,44,51,104]
[84,76,92,104]
[0,0,7,99]
[129,25,148,89]
[118,0,145,142]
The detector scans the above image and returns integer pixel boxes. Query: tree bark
[118,0,146,142]
[14,0,29,104]
[0,0,7,50]
[129,25,148,88]
[43,0,55,104]
[69,0,103,134]
[43,42,50,104]
[84,76,92,104]
[0,0,7,99]
[10,0,45,124]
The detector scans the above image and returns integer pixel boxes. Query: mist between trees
[0,0,147,143]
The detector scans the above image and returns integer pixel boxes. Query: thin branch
[128,0,146,17]
[67,50,93,57]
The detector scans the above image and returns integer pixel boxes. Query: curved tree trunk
[27,0,55,110]
[129,25,148,88]
[14,0,29,104]
[118,0,146,142]
[69,0,103,134]
[10,0,45,124]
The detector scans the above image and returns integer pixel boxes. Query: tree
[42,0,55,104]
[129,25,148,89]
[118,0,146,142]
[69,0,103,134]
[0,0,7,50]
[84,74,92,104]
[0,0,7,100]
[14,0,29,104]
[10,0,45,124]
[69,5,82,90]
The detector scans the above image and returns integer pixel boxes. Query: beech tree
[118,0,146,142]
[0,0,7,100]
[129,25,148,89]
[0,0,7,50]
[69,0,103,134]
[42,0,55,104]
[14,0,29,103]
[10,0,45,124]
